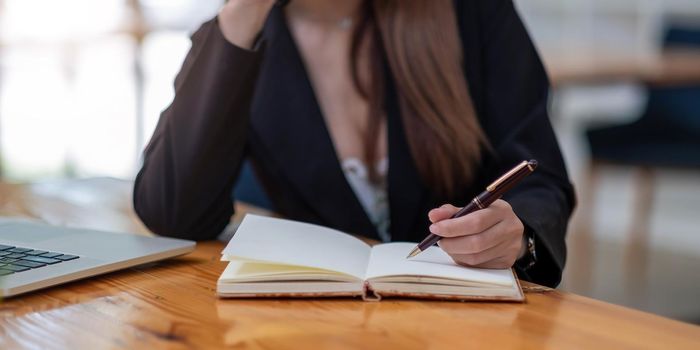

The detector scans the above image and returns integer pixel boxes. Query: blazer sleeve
[475,0,576,287]
[133,18,264,240]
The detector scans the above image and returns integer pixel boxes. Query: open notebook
[218,214,524,302]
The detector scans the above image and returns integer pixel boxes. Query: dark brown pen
[406,159,538,259]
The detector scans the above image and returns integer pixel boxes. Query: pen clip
[486,161,528,192]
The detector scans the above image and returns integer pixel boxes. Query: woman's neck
[286,0,363,28]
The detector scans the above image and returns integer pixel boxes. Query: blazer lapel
[249,7,378,239]
[385,76,430,242]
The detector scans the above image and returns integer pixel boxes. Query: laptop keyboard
[0,244,79,276]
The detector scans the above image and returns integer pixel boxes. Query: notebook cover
[217,270,524,302]
[217,291,365,299]
[364,269,525,302]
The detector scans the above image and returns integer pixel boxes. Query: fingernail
[429,224,437,234]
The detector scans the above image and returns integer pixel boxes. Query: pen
[406,159,538,259]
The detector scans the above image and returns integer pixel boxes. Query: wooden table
[546,48,700,87]
[1,179,700,349]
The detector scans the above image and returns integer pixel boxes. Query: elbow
[133,196,227,241]
[132,177,228,241]
[132,182,179,239]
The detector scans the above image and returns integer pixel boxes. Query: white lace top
[340,157,391,242]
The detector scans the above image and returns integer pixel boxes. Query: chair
[586,25,700,169]
[232,159,274,211]
[581,23,700,280]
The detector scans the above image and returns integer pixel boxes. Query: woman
[134,0,575,287]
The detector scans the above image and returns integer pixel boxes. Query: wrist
[218,0,276,49]
[518,233,528,259]
[516,227,537,270]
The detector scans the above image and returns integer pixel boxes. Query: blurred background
[0,0,698,323]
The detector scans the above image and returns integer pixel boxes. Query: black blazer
[134,0,576,287]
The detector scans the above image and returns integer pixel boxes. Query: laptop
[0,218,195,298]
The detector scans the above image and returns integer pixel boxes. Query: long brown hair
[351,0,489,197]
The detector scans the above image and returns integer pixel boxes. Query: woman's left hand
[428,200,526,269]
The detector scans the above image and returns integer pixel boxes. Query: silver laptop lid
[0,219,195,297]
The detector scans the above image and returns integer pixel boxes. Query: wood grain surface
[1,179,699,349]
[546,48,700,87]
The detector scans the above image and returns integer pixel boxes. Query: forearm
[506,177,574,287]
[134,19,264,240]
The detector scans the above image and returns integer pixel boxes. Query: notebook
[218,214,524,302]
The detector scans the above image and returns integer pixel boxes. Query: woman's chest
[291,24,384,161]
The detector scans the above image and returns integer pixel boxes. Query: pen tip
[406,247,421,259]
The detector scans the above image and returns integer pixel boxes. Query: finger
[447,238,511,267]
[441,220,524,267]
[428,204,460,223]
[429,206,503,237]
[437,226,501,255]
[437,216,522,255]
[449,235,522,268]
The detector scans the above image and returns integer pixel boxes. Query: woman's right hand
[218,0,277,49]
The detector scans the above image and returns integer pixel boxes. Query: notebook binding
[362,281,381,302]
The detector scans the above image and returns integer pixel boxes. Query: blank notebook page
[222,215,371,279]
[364,243,515,286]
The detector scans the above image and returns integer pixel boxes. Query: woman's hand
[218,0,277,49]
[428,201,526,269]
